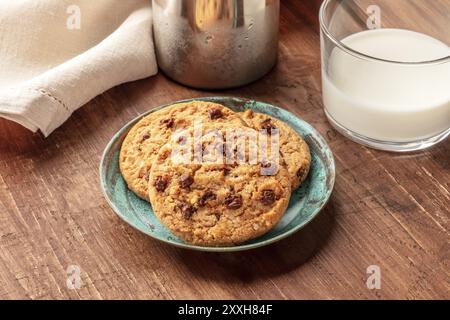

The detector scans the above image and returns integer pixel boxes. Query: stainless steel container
[152,0,279,89]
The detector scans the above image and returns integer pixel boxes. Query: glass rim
[319,0,450,66]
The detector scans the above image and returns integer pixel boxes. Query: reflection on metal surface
[153,0,279,89]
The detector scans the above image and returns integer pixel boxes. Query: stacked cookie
[120,101,311,246]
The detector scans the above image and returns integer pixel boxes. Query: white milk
[322,29,450,142]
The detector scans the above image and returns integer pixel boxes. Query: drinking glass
[320,0,450,152]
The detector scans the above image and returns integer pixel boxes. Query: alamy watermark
[168,120,281,176]
[66,5,81,30]
[366,265,381,290]
[66,264,82,290]
[366,5,381,30]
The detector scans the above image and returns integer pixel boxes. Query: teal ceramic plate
[100,97,335,252]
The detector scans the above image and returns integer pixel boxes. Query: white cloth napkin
[0,0,157,136]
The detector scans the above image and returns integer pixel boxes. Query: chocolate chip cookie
[148,125,292,246]
[241,109,311,190]
[119,101,244,200]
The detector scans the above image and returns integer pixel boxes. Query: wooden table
[0,0,449,300]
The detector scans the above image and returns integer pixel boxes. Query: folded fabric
[0,0,158,136]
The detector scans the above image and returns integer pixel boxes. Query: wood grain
[0,0,449,300]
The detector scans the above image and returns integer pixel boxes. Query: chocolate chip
[226,161,238,168]
[154,176,168,192]
[161,118,174,128]
[198,190,217,207]
[201,142,207,154]
[208,108,223,120]
[261,190,276,205]
[142,133,150,141]
[177,202,196,219]
[223,168,231,176]
[260,119,277,135]
[297,167,306,178]
[224,194,243,210]
[260,161,272,168]
[260,161,279,176]
[179,174,194,189]
[222,146,228,157]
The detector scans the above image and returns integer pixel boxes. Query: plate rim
[99,96,336,252]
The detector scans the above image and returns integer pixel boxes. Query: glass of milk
[319,0,450,152]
